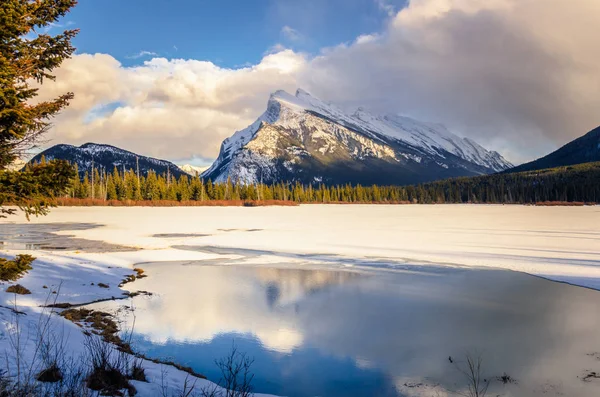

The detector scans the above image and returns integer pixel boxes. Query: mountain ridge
[507,126,600,173]
[27,143,188,178]
[203,89,512,185]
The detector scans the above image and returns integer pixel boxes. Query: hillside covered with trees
[508,126,600,173]
[38,160,600,205]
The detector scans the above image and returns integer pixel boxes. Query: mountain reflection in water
[111,262,600,397]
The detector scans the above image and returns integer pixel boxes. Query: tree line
[42,160,600,205]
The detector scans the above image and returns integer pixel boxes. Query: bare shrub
[2,285,94,396]
[198,344,254,397]
[160,367,198,397]
[3,285,227,397]
[199,381,220,397]
[36,356,90,397]
[177,375,197,397]
[497,372,516,384]
[129,358,147,382]
[37,363,63,383]
[83,333,135,395]
[452,353,490,397]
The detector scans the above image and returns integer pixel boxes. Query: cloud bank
[37,51,306,162]
[38,0,599,164]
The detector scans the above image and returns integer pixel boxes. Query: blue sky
[64,0,405,67]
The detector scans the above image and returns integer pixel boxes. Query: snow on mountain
[203,89,512,185]
[179,164,209,176]
[350,110,513,172]
[28,143,188,178]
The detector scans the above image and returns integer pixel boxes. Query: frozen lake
[4,204,600,289]
[1,205,600,396]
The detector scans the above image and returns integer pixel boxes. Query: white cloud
[126,50,160,59]
[375,0,397,16]
[39,0,600,164]
[355,34,379,45]
[37,51,306,161]
[301,0,600,163]
[281,25,302,42]
[265,43,287,55]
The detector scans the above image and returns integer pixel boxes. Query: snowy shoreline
[0,249,266,396]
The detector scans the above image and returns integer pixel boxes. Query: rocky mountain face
[203,89,512,185]
[27,143,187,178]
[507,126,600,173]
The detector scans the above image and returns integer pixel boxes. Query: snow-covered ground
[1,204,599,396]
[5,205,599,289]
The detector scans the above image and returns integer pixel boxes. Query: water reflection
[124,265,362,353]
[120,263,600,397]
[0,223,136,251]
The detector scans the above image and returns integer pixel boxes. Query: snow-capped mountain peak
[203,89,512,185]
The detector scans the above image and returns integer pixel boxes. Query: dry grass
[533,201,587,206]
[53,197,418,206]
[51,198,600,207]
[6,284,31,295]
[60,308,206,381]
[53,198,298,207]
[307,200,412,205]
[83,335,136,396]
[61,309,124,348]
[129,359,147,382]
[119,268,147,288]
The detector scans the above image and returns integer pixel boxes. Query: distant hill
[413,162,600,204]
[27,143,187,179]
[508,126,600,173]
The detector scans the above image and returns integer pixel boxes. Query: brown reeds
[52,198,299,207]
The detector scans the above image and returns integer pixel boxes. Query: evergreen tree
[106,174,117,200]
[56,160,600,206]
[0,0,78,217]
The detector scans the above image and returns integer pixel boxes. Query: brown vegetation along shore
[531,201,589,206]
[49,198,597,207]
[305,200,412,205]
[53,198,299,207]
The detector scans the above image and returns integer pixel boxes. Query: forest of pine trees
[29,158,600,205]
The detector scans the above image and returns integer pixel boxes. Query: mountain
[179,164,209,176]
[203,89,512,185]
[508,126,600,173]
[27,143,187,178]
